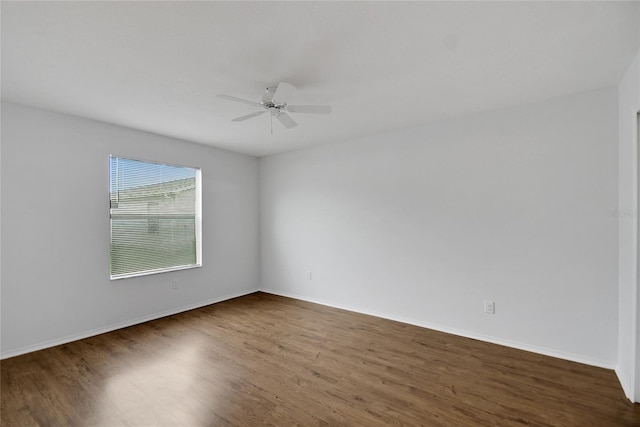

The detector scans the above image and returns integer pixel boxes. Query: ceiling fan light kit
[217,82,332,132]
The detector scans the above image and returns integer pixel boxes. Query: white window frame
[109,155,202,280]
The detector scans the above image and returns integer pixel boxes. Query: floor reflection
[104,337,215,425]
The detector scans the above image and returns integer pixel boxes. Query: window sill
[110,263,202,281]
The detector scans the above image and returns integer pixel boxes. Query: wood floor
[1,292,638,426]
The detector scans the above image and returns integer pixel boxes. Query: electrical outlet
[172,280,179,290]
[484,300,495,314]
[306,271,312,280]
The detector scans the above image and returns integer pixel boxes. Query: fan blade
[232,110,266,122]
[286,105,332,114]
[276,112,298,129]
[217,94,262,108]
[272,82,296,104]
[262,87,275,103]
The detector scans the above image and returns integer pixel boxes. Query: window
[109,156,202,279]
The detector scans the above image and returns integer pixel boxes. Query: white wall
[260,88,619,368]
[2,86,630,396]
[1,102,260,358]
[617,52,640,402]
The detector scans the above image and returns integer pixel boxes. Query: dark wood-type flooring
[1,292,639,426]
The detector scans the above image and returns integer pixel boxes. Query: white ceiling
[2,1,638,157]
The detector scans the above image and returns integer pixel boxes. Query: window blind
[109,156,201,279]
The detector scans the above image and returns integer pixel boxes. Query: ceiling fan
[217,82,331,132]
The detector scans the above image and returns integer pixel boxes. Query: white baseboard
[615,367,636,402]
[1,288,259,360]
[261,288,616,370]
[4,286,618,374]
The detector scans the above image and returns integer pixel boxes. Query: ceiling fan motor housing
[263,87,286,112]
